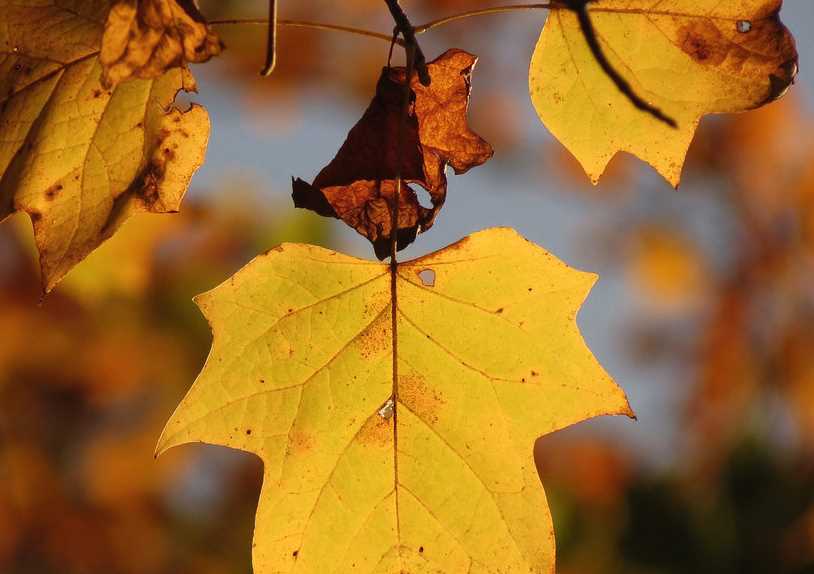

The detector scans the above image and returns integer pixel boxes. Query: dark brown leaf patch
[292,49,493,259]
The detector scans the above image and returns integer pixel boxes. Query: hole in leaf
[378,398,395,420]
[737,20,752,33]
[414,185,432,210]
[418,269,436,287]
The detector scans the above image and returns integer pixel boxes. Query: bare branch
[383,0,431,86]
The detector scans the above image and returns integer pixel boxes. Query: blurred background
[1,1,813,572]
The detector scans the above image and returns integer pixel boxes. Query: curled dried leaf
[101,0,223,88]
[293,49,493,259]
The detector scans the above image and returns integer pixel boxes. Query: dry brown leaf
[292,49,493,259]
[101,0,223,88]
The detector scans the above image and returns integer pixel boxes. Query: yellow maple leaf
[0,0,210,292]
[157,227,633,574]
[529,0,798,187]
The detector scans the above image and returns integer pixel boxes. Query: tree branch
[383,0,431,86]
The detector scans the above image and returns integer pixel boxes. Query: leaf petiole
[209,18,402,46]
[260,0,278,76]
[414,3,556,34]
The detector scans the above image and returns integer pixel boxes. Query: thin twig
[260,0,278,75]
[210,18,403,45]
[415,3,554,34]
[383,0,431,86]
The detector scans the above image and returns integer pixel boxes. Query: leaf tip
[154,433,170,459]
[154,416,184,458]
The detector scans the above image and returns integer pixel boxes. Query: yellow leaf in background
[0,1,210,292]
[58,213,179,303]
[529,0,798,187]
[627,226,706,310]
[101,0,223,88]
[157,227,633,574]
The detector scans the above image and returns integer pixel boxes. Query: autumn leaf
[100,0,224,88]
[157,227,633,573]
[293,49,493,259]
[0,0,210,292]
[530,0,798,186]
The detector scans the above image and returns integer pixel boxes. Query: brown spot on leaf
[763,59,798,105]
[355,311,391,359]
[110,119,181,217]
[677,21,727,66]
[358,413,393,447]
[399,373,444,425]
[289,430,314,453]
[293,49,493,259]
[44,184,63,201]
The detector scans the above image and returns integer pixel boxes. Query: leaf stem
[383,2,421,559]
[209,18,403,45]
[260,0,278,76]
[414,3,556,34]
[384,0,431,85]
